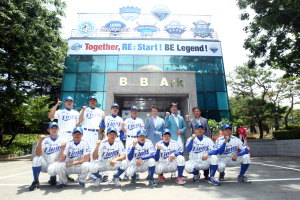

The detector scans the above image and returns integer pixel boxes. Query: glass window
[179,56,190,71]
[118,65,133,70]
[197,92,205,110]
[92,56,105,72]
[134,65,143,70]
[89,91,104,109]
[76,73,90,91]
[220,111,231,121]
[202,57,213,73]
[149,56,163,64]
[207,110,219,122]
[119,56,133,64]
[90,73,105,91]
[134,56,149,65]
[164,65,172,71]
[106,56,118,70]
[215,74,227,91]
[171,64,180,71]
[78,55,92,72]
[164,56,179,65]
[217,92,229,110]
[65,56,79,72]
[62,73,76,91]
[214,58,224,74]
[190,57,202,73]
[203,74,215,91]
[205,93,218,110]
[74,92,89,111]
[60,92,75,109]
[195,74,203,91]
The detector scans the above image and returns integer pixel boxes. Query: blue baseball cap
[107,127,118,133]
[137,129,147,137]
[222,124,232,130]
[162,129,171,135]
[111,103,119,109]
[195,122,204,129]
[131,106,138,111]
[72,127,83,134]
[48,122,59,128]
[88,96,97,101]
[64,96,74,102]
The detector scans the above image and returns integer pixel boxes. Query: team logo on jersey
[152,4,171,21]
[134,149,149,158]
[119,6,141,20]
[192,146,209,154]
[107,121,121,127]
[191,20,214,38]
[62,115,78,121]
[209,44,218,53]
[224,146,238,154]
[128,123,143,130]
[161,150,176,159]
[44,146,62,155]
[101,21,130,36]
[134,22,160,37]
[164,21,186,38]
[44,141,50,145]
[77,21,96,36]
[86,113,101,119]
[68,149,84,158]
[102,150,119,159]
[71,43,82,51]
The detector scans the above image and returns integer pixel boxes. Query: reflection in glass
[90,73,105,91]
[106,56,118,70]
[217,92,229,110]
[203,74,215,91]
[92,56,105,72]
[65,56,79,72]
[74,92,89,111]
[197,92,205,110]
[76,73,90,91]
[195,74,203,91]
[62,73,77,91]
[78,55,92,72]
[205,93,218,110]
[215,74,226,91]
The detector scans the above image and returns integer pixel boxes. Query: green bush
[280,124,300,130]
[0,134,39,155]
[272,129,300,140]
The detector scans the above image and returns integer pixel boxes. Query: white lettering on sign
[160,78,169,87]
[140,78,148,87]
[119,77,183,87]
[120,77,128,86]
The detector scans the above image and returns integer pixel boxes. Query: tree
[237,0,300,77]
[0,0,68,145]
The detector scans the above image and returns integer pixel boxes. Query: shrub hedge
[280,124,300,130]
[272,129,300,140]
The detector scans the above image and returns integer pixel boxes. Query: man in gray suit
[185,106,210,180]
[145,106,165,146]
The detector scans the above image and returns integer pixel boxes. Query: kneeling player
[185,122,220,186]
[90,127,127,187]
[29,122,67,191]
[56,127,91,188]
[126,129,157,187]
[216,124,251,183]
[155,129,186,185]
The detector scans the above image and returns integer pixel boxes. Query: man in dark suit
[185,106,211,180]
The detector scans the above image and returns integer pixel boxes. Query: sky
[60,0,253,75]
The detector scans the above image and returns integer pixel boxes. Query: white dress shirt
[172,113,179,128]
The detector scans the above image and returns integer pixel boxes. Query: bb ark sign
[119,77,184,87]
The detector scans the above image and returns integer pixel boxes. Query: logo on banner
[71,43,82,51]
[101,21,129,36]
[164,21,186,38]
[134,22,160,37]
[191,20,214,38]
[209,44,218,53]
[119,6,141,20]
[77,21,96,36]
[152,4,171,21]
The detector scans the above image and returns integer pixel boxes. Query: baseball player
[121,106,144,180]
[216,124,251,183]
[48,96,80,141]
[155,129,186,185]
[185,122,220,185]
[55,127,91,188]
[29,122,68,191]
[125,129,157,187]
[89,127,127,187]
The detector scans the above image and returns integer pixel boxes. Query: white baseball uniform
[32,135,68,176]
[89,140,127,173]
[184,136,218,173]
[125,139,155,177]
[103,115,123,139]
[80,107,104,155]
[155,140,185,175]
[56,139,91,184]
[215,136,251,173]
[51,109,79,141]
[124,118,144,150]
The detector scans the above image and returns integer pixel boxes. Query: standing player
[29,122,67,191]
[100,103,124,181]
[155,129,186,185]
[121,106,144,180]
[56,127,91,188]
[48,96,80,141]
[185,122,220,186]
[89,127,127,187]
[216,124,251,183]
[125,129,157,187]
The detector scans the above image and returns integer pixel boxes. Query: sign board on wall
[122,110,181,122]
[68,39,222,56]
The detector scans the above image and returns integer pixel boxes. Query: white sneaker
[113,178,121,187]
[94,178,102,187]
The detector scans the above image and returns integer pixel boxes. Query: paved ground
[0,156,300,200]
